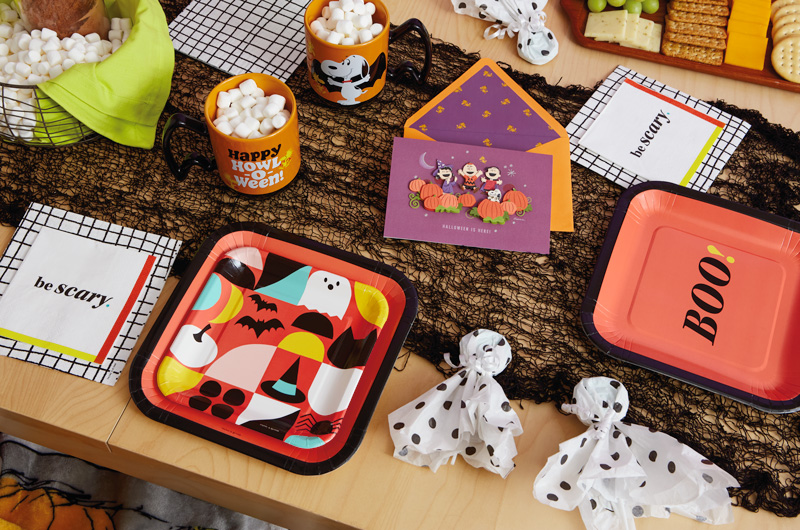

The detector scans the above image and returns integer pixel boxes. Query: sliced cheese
[727,17,769,36]
[724,31,769,69]
[730,1,770,23]
[646,22,663,52]
[621,18,655,49]
[585,10,628,41]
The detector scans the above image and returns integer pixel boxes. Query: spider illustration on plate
[295,413,344,436]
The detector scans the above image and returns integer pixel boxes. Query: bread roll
[16,0,110,39]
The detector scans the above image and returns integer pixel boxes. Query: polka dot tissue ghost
[533,377,740,528]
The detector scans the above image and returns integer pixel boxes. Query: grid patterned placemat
[169,0,311,81]
[567,65,751,192]
[0,204,181,386]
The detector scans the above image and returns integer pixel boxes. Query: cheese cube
[724,31,768,69]
[584,11,628,41]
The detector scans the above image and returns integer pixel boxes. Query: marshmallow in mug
[212,78,291,139]
[309,0,383,45]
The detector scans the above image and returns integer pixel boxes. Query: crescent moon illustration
[419,152,435,170]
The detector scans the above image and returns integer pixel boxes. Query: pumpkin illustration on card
[388,137,551,254]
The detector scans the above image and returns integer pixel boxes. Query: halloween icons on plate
[130,223,417,474]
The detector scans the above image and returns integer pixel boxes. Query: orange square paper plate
[582,182,800,412]
[404,58,573,232]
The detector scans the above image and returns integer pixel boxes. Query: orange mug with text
[163,73,301,195]
[304,0,432,106]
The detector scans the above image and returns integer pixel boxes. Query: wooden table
[1,1,798,528]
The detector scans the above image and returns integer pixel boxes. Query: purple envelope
[384,137,552,254]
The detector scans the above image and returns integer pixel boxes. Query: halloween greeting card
[384,137,552,254]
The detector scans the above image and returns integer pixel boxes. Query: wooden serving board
[560,0,800,93]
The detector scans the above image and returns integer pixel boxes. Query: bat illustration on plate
[236,316,284,338]
[249,294,278,313]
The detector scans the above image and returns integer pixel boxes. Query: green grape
[642,0,659,13]
[624,0,642,13]
[588,0,607,13]
[608,0,626,7]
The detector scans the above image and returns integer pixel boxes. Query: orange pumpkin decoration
[420,182,443,200]
[409,178,425,192]
[423,196,441,211]
[477,199,504,219]
[458,193,476,207]
[440,193,459,209]
[503,189,529,211]
[501,201,517,215]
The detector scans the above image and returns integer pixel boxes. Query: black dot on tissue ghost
[398,446,408,457]
[465,446,477,456]
[611,452,620,461]
[600,464,611,470]
[626,437,632,447]
[452,428,459,439]
[501,401,511,412]
[428,418,437,428]
[479,384,487,391]
[560,481,571,490]
[411,433,420,444]
[702,459,713,465]
[613,402,623,412]
[703,473,714,483]
[632,506,644,517]
[393,422,404,430]
[610,380,620,388]
[640,481,646,488]
[547,493,558,502]
[560,454,568,465]
[668,461,676,473]
[612,430,621,439]
[415,401,425,409]
[437,383,447,391]
[542,50,550,56]
[649,450,658,462]
[602,401,608,408]
[487,445,494,456]
[590,499,597,509]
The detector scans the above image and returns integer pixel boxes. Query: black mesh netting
[1,0,800,517]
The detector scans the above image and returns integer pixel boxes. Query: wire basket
[0,80,97,147]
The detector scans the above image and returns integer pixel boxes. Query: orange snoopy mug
[162,73,301,196]
[304,0,432,106]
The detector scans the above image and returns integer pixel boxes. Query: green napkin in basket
[34,0,174,148]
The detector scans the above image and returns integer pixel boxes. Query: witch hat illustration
[261,358,306,404]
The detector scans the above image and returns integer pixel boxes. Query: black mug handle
[162,113,216,181]
[387,18,432,84]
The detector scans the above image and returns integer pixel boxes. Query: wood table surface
[1,0,798,529]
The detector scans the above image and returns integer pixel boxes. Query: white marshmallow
[353,3,366,15]
[310,19,324,34]
[62,58,75,70]
[42,37,60,52]
[222,106,238,119]
[344,11,356,21]
[321,6,332,18]
[28,38,43,52]
[67,48,84,62]
[17,33,30,50]
[325,16,339,30]
[268,93,286,109]
[0,43,8,56]
[0,24,12,39]
[2,61,14,75]
[119,18,132,32]
[251,104,265,120]
[35,61,50,75]
[342,37,355,45]
[26,73,43,84]
[258,119,275,136]
[246,130,264,139]
[30,30,41,39]
[316,28,331,40]
[342,0,355,11]
[329,1,341,9]
[48,64,63,78]
[85,32,101,43]
[239,78,258,96]
[228,115,243,129]
[326,30,343,45]
[354,14,372,29]
[227,87,243,102]
[370,23,383,36]
[239,94,256,109]
[213,116,228,127]
[111,18,121,30]
[111,40,122,53]
[14,61,30,77]
[264,102,281,118]
[231,100,243,113]
[234,119,257,139]
[108,29,123,41]
[85,51,100,63]
[25,49,41,64]
[216,91,232,108]
[331,8,345,21]
[0,57,7,69]
[12,21,25,33]
[251,87,265,98]
[41,28,57,40]
[271,111,288,129]
[216,121,234,136]
[62,38,76,51]
[365,2,376,15]
[358,29,373,43]
[336,19,354,35]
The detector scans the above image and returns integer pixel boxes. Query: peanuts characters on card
[408,156,532,225]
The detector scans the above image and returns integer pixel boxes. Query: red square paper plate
[130,223,417,474]
[582,182,800,413]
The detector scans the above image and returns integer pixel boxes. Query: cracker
[663,30,726,49]
[772,35,800,83]
[662,40,724,65]
[772,0,800,21]
[665,16,728,38]
[670,1,729,16]
[666,9,728,26]
[774,22,800,43]
[688,0,728,5]
[774,12,800,37]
